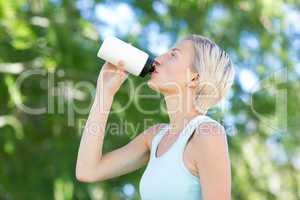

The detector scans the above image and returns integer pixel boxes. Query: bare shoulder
[194,120,226,138]
[190,120,228,157]
[140,123,168,150]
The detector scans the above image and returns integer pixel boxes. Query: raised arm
[75,61,163,183]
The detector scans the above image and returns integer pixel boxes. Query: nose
[154,55,163,67]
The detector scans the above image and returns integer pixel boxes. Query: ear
[186,72,200,88]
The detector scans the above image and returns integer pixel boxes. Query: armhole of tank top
[149,123,168,159]
[178,116,215,181]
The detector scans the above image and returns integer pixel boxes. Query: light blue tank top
[139,115,216,200]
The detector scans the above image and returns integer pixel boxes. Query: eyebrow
[171,48,181,53]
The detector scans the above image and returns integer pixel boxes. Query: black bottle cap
[139,57,155,77]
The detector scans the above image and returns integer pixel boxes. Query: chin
[147,80,176,95]
[147,79,161,92]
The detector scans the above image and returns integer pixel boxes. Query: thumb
[117,60,126,70]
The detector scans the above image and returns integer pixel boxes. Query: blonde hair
[183,34,235,113]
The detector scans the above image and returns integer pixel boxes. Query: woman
[76,34,235,200]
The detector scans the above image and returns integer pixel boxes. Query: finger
[117,60,125,69]
[119,68,128,77]
[116,71,126,81]
[105,62,114,68]
[123,70,128,76]
[122,71,129,79]
[118,68,127,75]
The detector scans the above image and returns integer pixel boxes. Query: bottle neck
[140,57,155,77]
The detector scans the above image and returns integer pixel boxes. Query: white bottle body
[97,36,150,76]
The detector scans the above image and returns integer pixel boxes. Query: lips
[152,65,158,74]
[150,66,158,77]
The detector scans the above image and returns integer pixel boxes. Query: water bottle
[97,36,155,77]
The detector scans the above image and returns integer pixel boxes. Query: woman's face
[147,39,196,94]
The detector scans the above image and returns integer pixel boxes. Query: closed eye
[171,48,181,56]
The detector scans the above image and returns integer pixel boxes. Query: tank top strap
[149,124,170,160]
[176,115,215,155]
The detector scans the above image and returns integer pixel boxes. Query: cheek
[164,64,187,82]
[148,67,187,92]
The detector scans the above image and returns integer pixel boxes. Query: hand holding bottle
[96,60,128,97]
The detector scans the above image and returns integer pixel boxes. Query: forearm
[76,88,114,179]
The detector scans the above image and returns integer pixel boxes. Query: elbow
[75,166,98,183]
[75,170,96,183]
[76,172,92,183]
[75,159,104,183]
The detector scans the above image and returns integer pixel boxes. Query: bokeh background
[0,0,300,199]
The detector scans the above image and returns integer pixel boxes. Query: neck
[164,89,207,135]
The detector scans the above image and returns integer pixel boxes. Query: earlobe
[187,73,200,88]
[191,73,200,81]
[187,81,198,88]
[185,69,199,88]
